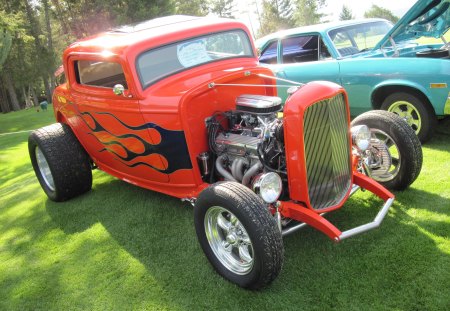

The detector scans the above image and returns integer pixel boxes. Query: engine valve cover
[215,132,260,156]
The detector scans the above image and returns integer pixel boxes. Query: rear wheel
[29,123,92,201]
[194,182,283,289]
[381,92,437,143]
[351,110,422,190]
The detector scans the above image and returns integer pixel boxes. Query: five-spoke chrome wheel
[204,206,254,275]
[194,182,283,289]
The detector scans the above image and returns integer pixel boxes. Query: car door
[66,56,169,183]
[262,34,341,101]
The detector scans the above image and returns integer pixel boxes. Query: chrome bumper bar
[339,197,394,240]
[281,184,394,240]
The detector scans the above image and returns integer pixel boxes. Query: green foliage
[123,0,176,23]
[0,10,30,71]
[1,109,450,310]
[175,0,209,16]
[364,4,399,23]
[339,4,354,21]
[258,0,296,37]
[0,29,11,70]
[209,0,236,18]
[294,0,327,26]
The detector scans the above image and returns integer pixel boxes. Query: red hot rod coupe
[29,16,422,289]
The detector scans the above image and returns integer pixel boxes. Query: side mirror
[113,84,125,96]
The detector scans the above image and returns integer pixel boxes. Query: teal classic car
[256,0,450,142]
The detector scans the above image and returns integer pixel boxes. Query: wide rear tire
[194,182,283,289]
[29,123,92,201]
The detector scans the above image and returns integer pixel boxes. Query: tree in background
[0,20,15,112]
[0,6,32,113]
[210,0,235,18]
[294,0,327,26]
[258,0,295,37]
[364,4,399,23]
[339,4,354,21]
[175,0,209,16]
[0,0,243,113]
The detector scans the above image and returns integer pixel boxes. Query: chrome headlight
[351,125,371,151]
[253,172,282,204]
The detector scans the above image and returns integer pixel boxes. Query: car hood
[374,0,450,49]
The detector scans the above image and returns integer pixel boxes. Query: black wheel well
[371,85,435,113]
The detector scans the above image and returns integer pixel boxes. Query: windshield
[137,29,254,88]
[328,21,393,57]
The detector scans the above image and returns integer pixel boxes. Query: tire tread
[194,182,284,289]
[29,123,92,201]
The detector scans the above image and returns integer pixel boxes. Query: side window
[76,60,128,89]
[319,38,332,60]
[281,35,319,63]
[259,41,278,64]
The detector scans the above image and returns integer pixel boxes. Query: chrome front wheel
[205,206,254,275]
[194,182,283,289]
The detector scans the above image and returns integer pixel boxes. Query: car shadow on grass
[425,117,450,151]
[44,175,450,310]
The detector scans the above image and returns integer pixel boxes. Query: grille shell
[303,94,352,210]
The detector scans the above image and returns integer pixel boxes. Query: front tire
[351,110,422,190]
[381,92,437,143]
[29,123,92,201]
[194,182,283,289]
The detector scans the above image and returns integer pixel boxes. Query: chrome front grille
[303,94,352,210]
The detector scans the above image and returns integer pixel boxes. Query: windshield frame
[327,20,393,58]
[136,29,254,89]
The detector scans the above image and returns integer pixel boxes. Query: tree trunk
[43,76,52,102]
[25,0,53,101]
[23,86,33,109]
[2,74,20,111]
[43,0,56,94]
[43,0,54,52]
[0,85,11,113]
[30,85,39,106]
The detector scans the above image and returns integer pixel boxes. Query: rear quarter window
[76,60,128,89]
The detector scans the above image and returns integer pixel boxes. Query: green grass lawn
[1,109,449,310]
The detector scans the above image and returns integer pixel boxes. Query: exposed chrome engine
[204,94,286,201]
